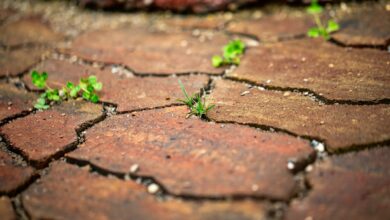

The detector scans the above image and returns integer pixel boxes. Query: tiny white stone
[305,165,313,172]
[240,91,250,96]
[130,164,139,173]
[315,143,325,152]
[266,79,272,84]
[147,183,160,194]
[287,161,295,170]
[251,184,259,191]
[303,78,309,82]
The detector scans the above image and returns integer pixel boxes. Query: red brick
[67,106,314,200]
[208,79,390,151]
[22,162,269,220]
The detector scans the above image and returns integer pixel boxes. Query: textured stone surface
[0,83,36,123]
[332,8,390,47]
[228,38,390,101]
[0,17,63,47]
[0,8,15,23]
[208,80,390,151]
[22,59,209,112]
[0,197,16,220]
[23,162,269,220]
[158,15,227,30]
[67,106,313,200]
[67,28,230,75]
[0,47,48,77]
[227,14,313,41]
[1,101,102,166]
[286,147,390,220]
[0,143,34,194]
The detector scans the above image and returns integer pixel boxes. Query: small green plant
[307,0,339,40]
[177,80,214,118]
[31,70,102,110]
[212,39,246,68]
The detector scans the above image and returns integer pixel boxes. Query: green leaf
[212,55,223,67]
[46,89,60,101]
[70,85,80,98]
[34,97,49,110]
[88,75,97,84]
[93,82,102,91]
[326,20,340,33]
[307,0,323,14]
[90,93,99,103]
[307,27,321,38]
[31,71,48,89]
[82,91,91,100]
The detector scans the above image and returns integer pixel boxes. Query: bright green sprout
[307,0,340,40]
[177,80,215,118]
[212,39,246,68]
[31,71,103,110]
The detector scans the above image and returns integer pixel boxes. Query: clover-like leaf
[307,27,321,38]
[31,71,48,89]
[307,0,323,14]
[326,20,340,33]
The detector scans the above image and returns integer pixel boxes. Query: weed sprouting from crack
[307,0,340,40]
[177,80,215,118]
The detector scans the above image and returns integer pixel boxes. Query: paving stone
[0,16,63,47]
[158,15,227,30]
[0,101,102,166]
[22,59,209,112]
[0,83,36,123]
[332,8,390,47]
[0,8,15,23]
[0,143,34,194]
[67,106,313,200]
[226,14,313,41]
[0,47,49,77]
[66,28,230,75]
[0,197,16,220]
[286,147,390,220]
[228,38,390,101]
[23,162,269,220]
[208,79,390,152]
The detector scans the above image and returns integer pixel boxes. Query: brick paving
[0,0,389,219]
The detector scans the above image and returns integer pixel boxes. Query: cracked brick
[0,16,63,47]
[0,101,102,166]
[67,106,314,200]
[227,14,313,41]
[208,79,390,151]
[0,143,34,194]
[0,197,16,220]
[286,147,390,220]
[0,83,36,123]
[22,162,269,220]
[332,7,390,47]
[65,28,230,75]
[0,47,49,77]
[228,38,390,101]
[22,59,209,112]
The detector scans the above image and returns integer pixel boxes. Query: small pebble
[240,91,250,96]
[130,164,140,173]
[251,184,259,191]
[287,161,295,170]
[283,91,291,96]
[305,165,313,172]
[328,63,334,68]
[147,183,160,194]
[266,79,272,84]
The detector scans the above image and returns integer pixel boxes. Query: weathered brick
[228,38,390,101]
[227,14,313,41]
[0,47,48,77]
[0,8,15,23]
[0,83,36,123]
[332,8,390,47]
[22,59,209,112]
[0,143,34,194]
[0,17,63,47]
[286,147,390,220]
[23,162,269,220]
[208,79,390,151]
[66,28,230,74]
[1,101,103,166]
[67,106,314,200]
[0,197,16,220]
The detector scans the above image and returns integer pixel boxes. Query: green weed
[212,39,246,68]
[307,0,340,40]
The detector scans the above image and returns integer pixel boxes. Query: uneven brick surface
[227,14,313,41]
[208,80,390,151]
[22,162,269,220]
[0,143,34,194]
[0,47,48,77]
[0,101,102,166]
[66,28,230,75]
[68,106,314,200]
[228,38,390,101]
[22,59,209,112]
[0,83,36,123]
[0,17,63,47]
[158,15,226,30]
[332,8,390,47]
[286,147,390,220]
[0,8,15,23]
[0,197,16,220]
